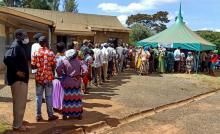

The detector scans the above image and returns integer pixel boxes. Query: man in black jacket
[4,29,29,132]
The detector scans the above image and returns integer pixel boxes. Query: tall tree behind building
[0,0,61,10]
[63,0,78,12]
[126,11,170,33]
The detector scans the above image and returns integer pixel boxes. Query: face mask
[22,38,29,44]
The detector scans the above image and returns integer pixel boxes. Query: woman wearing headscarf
[57,49,88,120]
[186,52,194,74]
[158,48,166,73]
[52,42,66,112]
[140,46,150,75]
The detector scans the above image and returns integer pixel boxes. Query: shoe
[77,115,82,120]
[62,116,68,120]
[48,115,59,121]
[13,125,29,132]
[36,116,43,122]
[42,98,46,103]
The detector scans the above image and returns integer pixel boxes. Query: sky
[73,0,220,32]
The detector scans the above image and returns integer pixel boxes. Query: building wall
[0,24,6,71]
[94,31,129,44]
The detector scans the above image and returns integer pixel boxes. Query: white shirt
[101,47,109,64]
[93,48,103,68]
[31,43,41,73]
[107,47,115,61]
[174,49,181,61]
[116,46,124,60]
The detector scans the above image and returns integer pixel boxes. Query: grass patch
[0,123,9,133]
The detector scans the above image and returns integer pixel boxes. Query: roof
[137,3,216,51]
[0,7,54,32]
[9,7,130,34]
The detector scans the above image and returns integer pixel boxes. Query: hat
[38,36,48,43]
[33,33,42,40]
[65,49,78,59]
[15,29,27,41]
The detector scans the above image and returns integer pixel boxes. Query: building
[0,7,130,70]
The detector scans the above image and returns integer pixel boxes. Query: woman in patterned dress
[57,49,88,120]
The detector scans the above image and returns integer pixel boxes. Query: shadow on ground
[2,70,133,134]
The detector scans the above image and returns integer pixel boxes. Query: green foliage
[129,23,153,45]
[126,11,170,33]
[0,0,61,11]
[197,30,220,49]
[63,0,78,12]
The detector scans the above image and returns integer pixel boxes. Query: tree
[129,23,153,45]
[48,0,60,11]
[126,11,170,33]
[0,0,22,6]
[0,0,60,10]
[197,30,220,50]
[63,0,78,12]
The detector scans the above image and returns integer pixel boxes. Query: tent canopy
[137,4,216,51]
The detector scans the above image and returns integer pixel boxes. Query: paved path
[0,70,219,134]
[106,91,220,134]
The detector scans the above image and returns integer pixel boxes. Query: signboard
[158,42,173,48]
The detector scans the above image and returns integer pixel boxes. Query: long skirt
[52,79,64,110]
[140,61,149,74]
[63,87,83,117]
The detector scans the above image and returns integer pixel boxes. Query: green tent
[137,4,216,51]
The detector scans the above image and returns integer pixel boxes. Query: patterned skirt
[63,87,83,117]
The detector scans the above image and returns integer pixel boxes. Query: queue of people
[131,46,219,76]
[3,29,130,132]
[3,29,219,132]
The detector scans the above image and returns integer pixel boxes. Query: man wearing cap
[32,36,58,121]
[4,29,30,131]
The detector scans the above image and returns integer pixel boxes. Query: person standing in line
[174,47,181,72]
[107,43,114,79]
[116,43,125,73]
[179,51,186,73]
[57,49,88,120]
[209,50,219,76]
[158,49,166,73]
[148,47,155,74]
[92,43,103,86]
[4,29,30,132]
[83,49,93,94]
[31,33,42,74]
[200,51,208,72]
[186,52,194,74]
[32,36,58,122]
[166,49,174,73]
[101,43,109,82]
[52,42,66,112]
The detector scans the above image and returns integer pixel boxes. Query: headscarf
[65,49,78,60]
[144,46,148,52]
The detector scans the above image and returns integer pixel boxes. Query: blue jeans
[36,82,53,117]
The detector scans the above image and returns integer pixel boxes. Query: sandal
[13,125,29,132]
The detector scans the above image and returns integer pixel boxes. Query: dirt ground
[0,70,220,134]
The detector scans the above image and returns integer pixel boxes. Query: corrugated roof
[9,7,130,33]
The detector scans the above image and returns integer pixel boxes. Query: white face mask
[22,38,29,44]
